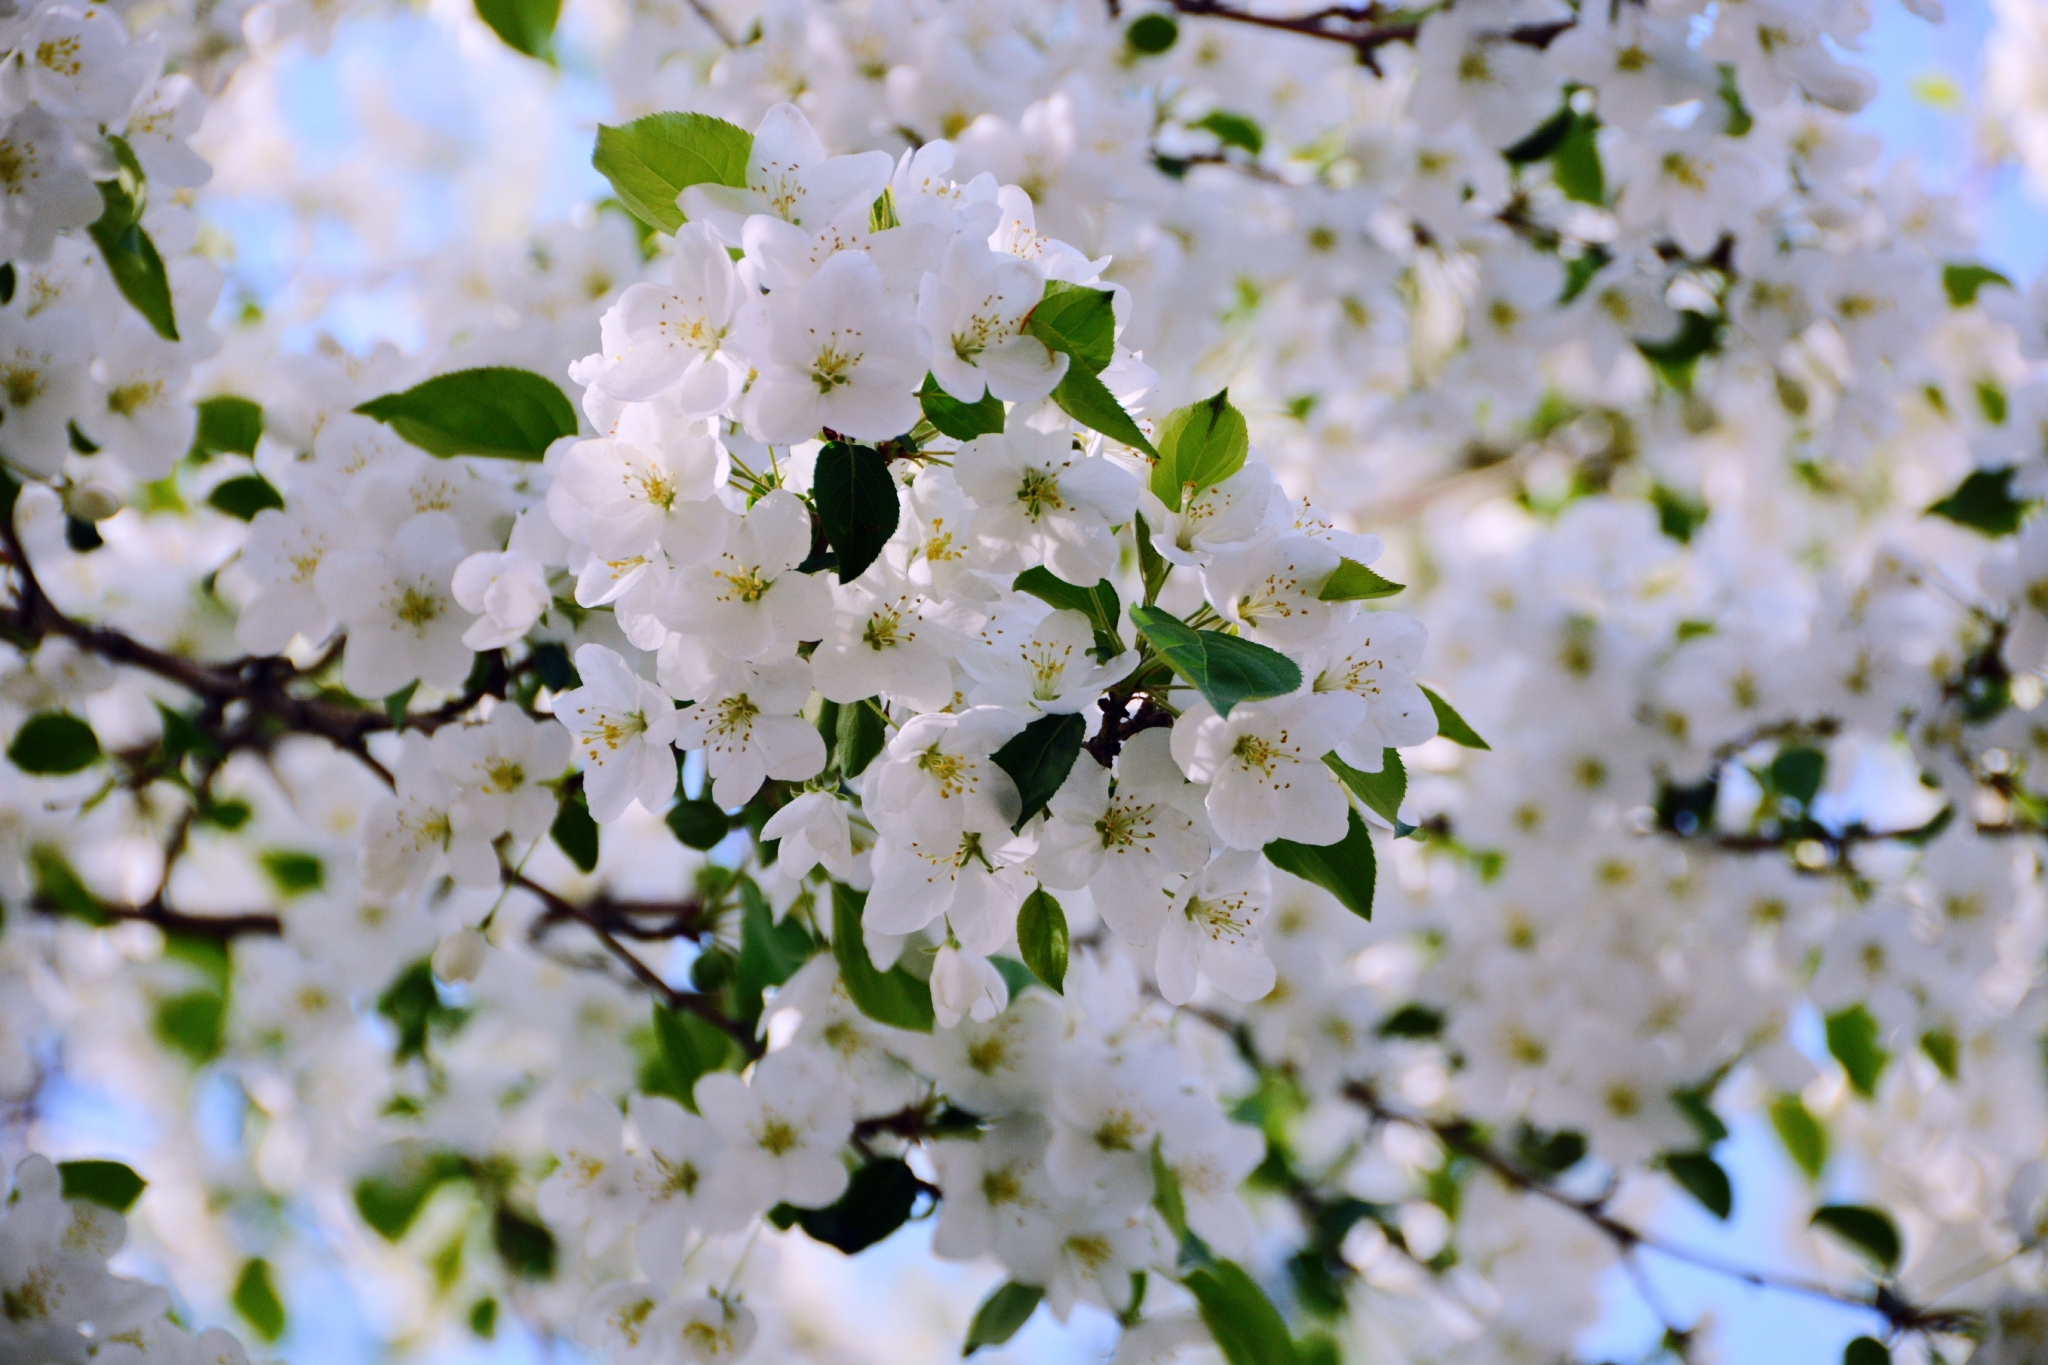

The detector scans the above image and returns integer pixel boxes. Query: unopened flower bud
[432,927,489,983]
[64,480,124,524]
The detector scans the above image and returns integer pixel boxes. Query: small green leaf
[1664,1151,1732,1220]
[778,1156,921,1253]
[492,1203,557,1279]
[474,0,559,60]
[1125,12,1177,52]
[1327,751,1405,830]
[1927,466,2033,537]
[58,1160,146,1213]
[1376,1003,1443,1038]
[835,699,887,778]
[1017,886,1068,993]
[1265,807,1375,921]
[1920,1028,1959,1081]
[1134,510,1170,606]
[649,1002,732,1112]
[813,441,901,583]
[552,790,600,873]
[1514,1126,1587,1175]
[1671,1085,1728,1147]
[1716,63,1753,137]
[89,171,178,341]
[831,883,934,1032]
[384,679,420,730]
[1826,1003,1889,1099]
[188,396,263,461]
[8,713,100,775]
[666,798,728,850]
[1151,1138,1188,1244]
[1024,281,1117,374]
[1128,606,1301,717]
[233,1259,286,1342]
[1149,390,1248,512]
[154,989,224,1063]
[1769,745,1826,808]
[205,474,284,521]
[1550,113,1604,205]
[1769,1092,1828,1180]
[1811,1204,1901,1272]
[1943,263,2011,307]
[1048,363,1157,457]
[736,880,813,1022]
[1317,559,1403,601]
[592,111,753,234]
[1420,686,1488,750]
[1844,1336,1891,1365]
[353,1149,468,1240]
[470,1298,499,1339]
[1194,110,1263,156]
[1013,567,1121,644]
[258,850,324,898]
[1182,1260,1300,1365]
[990,712,1086,832]
[963,1282,1044,1355]
[356,367,577,461]
[918,374,1006,440]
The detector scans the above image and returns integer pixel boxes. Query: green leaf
[377,958,467,1062]
[1016,886,1068,993]
[1844,1336,1891,1365]
[990,712,1086,832]
[1013,567,1121,644]
[383,680,419,730]
[31,846,106,923]
[1194,110,1264,156]
[1317,558,1403,601]
[1769,745,1826,808]
[1024,281,1117,374]
[58,1160,146,1213]
[1650,483,1710,543]
[1769,1092,1828,1180]
[813,441,901,583]
[233,1259,286,1342]
[835,699,887,778]
[552,790,600,873]
[831,883,934,1032]
[1664,1151,1732,1220]
[1149,390,1248,512]
[1503,105,1574,163]
[649,1002,731,1111]
[1550,113,1604,205]
[1049,362,1157,457]
[1265,807,1376,921]
[474,0,559,60]
[1183,1261,1300,1365]
[666,798,729,850]
[258,849,324,898]
[918,374,1006,441]
[1420,686,1488,750]
[1811,1204,1901,1272]
[592,111,753,234]
[470,1298,499,1339]
[1128,606,1302,717]
[154,989,224,1063]
[1927,466,2032,536]
[89,172,178,341]
[1151,1138,1188,1243]
[1920,1027,1959,1081]
[1825,1003,1890,1099]
[355,367,577,461]
[207,474,284,521]
[1636,310,1720,391]
[353,1148,468,1240]
[778,1157,921,1253]
[189,396,263,461]
[1327,751,1405,830]
[8,713,100,775]
[1716,63,1753,137]
[736,880,813,1021]
[963,1281,1044,1355]
[1943,263,2011,307]
[1134,510,1170,606]
[1125,12,1178,52]
[1376,1003,1443,1038]
[492,1202,557,1279]
[1514,1125,1587,1175]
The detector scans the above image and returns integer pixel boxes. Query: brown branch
[1161,0,1572,70]
[31,897,281,938]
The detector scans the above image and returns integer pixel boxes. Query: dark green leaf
[1420,686,1489,750]
[918,374,1006,441]
[206,474,284,521]
[0,261,14,305]
[1013,567,1121,643]
[1049,360,1157,457]
[1151,1138,1188,1244]
[1317,559,1403,601]
[1664,1151,1732,1220]
[1826,1003,1889,1099]
[1769,1092,1827,1180]
[1129,606,1301,717]
[963,1281,1044,1355]
[58,1160,146,1213]
[474,0,559,60]
[189,396,263,461]
[1327,751,1405,831]
[836,699,887,778]
[1017,886,1068,993]
[1513,1126,1586,1175]
[492,1203,557,1279]
[1134,510,1170,606]
[1671,1086,1728,1148]
[1920,1028,1959,1081]
[552,790,600,872]
[1376,1003,1443,1038]
[990,955,1037,999]
[1265,807,1375,920]
[382,679,418,730]
[831,883,934,1032]
[233,1259,286,1342]
[89,175,178,341]
[736,879,813,1021]
[470,1298,498,1339]
[156,702,220,763]
[1943,263,2011,307]
[8,713,100,774]
[31,846,106,923]
[258,849,323,898]
[353,1148,468,1240]
[1927,466,2032,536]
[1194,110,1263,156]
[153,990,224,1064]
[1650,484,1709,543]
[813,441,901,583]
[1811,1204,1901,1272]
[356,367,577,461]
[377,958,467,1062]
[1844,1336,1891,1365]
[779,1157,921,1253]
[1769,746,1826,807]
[1150,390,1248,512]
[1551,113,1604,205]
[1024,281,1117,373]
[649,1003,732,1112]
[1637,310,1720,391]
[592,111,753,234]
[1126,12,1177,52]
[666,798,729,849]
[990,712,1086,831]
[1503,104,1574,163]
[1183,1260,1300,1365]
[65,517,103,553]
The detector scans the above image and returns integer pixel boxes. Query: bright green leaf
[89,170,178,342]
[1049,362,1157,457]
[1151,1138,1188,1244]
[1265,807,1376,920]
[1943,262,2012,308]
[1128,606,1301,717]
[1826,1003,1889,1099]
[1327,751,1405,830]
[1149,390,1248,512]
[1317,558,1403,601]
[918,374,1007,441]
[831,884,934,1032]
[1769,1092,1828,1180]
[1420,686,1489,750]
[1017,886,1069,993]
[1182,1260,1299,1365]
[963,1282,1043,1355]
[474,0,559,60]
[592,111,753,234]
[233,1259,286,1342]
[1024,281,1116,373]
[356,367,577,461]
